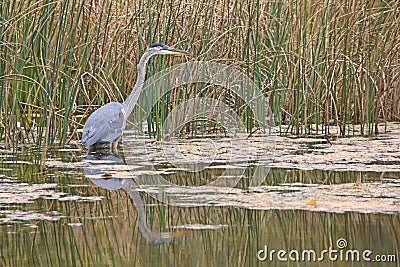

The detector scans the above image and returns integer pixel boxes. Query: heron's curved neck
[122,52,153,116]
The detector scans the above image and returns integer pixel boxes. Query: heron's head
[147,43,191,56]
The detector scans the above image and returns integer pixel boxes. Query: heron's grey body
[81,43,190,152]
[81,102,125,148]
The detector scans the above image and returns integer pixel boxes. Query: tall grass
[1,0,399,147]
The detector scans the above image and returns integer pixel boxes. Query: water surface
[1,132,399,266]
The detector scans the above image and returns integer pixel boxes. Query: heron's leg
[111,140,119,154]
[88,145,95,153]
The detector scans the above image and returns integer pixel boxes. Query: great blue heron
[81,43,190,153]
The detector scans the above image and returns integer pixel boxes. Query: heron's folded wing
[82,102,125,147]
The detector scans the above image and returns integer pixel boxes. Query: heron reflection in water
[83,151,187,245]
[81,43,190,153]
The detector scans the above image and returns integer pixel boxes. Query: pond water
[1,126,400,266]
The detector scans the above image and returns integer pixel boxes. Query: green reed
[1,0,399,147]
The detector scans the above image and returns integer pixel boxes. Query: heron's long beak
[165,46,191,56]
